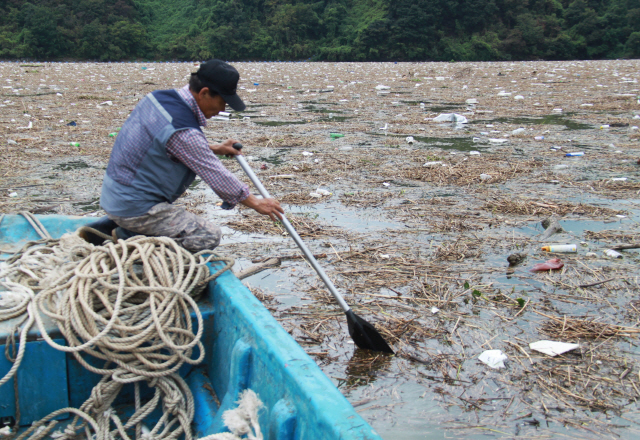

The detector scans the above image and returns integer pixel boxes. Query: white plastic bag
[478,350,508,369]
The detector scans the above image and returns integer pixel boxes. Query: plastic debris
[480,174,491,180]
[512,128,525,135]
[382,182,390,187]
[465,99,478,105]
[604,249,623,259]
[423,161,443,167]
[529,340,579,357]
[69,142,80,147]
[99,101,113,106]
[514,95,524,100]
[375,85,390,90]
[309,192,322,198]
[541,244,577,253]
[433,113,467,124]
[8,192,18,198]
[534,136,544,140]
[212,111,230,121]
[478,350,508,369]
[316,189,331,196]
[489,138,508,143]
[565,152,584,157]
[469,151,481,155]
[330,133,344,139]
[66,121,77,126]
[431,307,440,314]
[530,258,564,272]
[302,151,313,156]
[406,136,414,144]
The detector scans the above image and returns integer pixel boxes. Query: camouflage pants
[108,202,221,253]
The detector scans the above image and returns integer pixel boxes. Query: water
[54,160,90,171]
[288,203,404,233]
[254,120,308,126]
[471,114,594,130]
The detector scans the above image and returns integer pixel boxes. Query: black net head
[346,310,394,354]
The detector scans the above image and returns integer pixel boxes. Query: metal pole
[234,154,350,313]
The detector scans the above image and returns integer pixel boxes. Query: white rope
[0,227,235,440]
[197,390,264,440]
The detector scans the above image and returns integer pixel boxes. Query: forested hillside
[0,0,638,61]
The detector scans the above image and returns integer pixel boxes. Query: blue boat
[0,214,382,440]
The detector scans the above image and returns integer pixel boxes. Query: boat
[0,214,383,440]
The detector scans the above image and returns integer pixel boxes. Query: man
[83,59,283,252]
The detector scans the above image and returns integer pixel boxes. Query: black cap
[196,60,245,111]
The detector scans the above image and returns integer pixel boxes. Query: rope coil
[1,216,236,440]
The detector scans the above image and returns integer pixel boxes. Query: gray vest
[100,89,202,217]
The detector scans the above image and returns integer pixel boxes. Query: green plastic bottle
[69,142,80,147]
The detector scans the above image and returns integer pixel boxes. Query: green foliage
[0,0,637,61]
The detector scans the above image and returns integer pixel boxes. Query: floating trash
[529,340,579,357]
[478,350,507,369]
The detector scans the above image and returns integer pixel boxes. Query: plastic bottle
[534,136,544,140]
[541,244,577,253]
[604,249,623,259]
[69,142,80,147]
[565,152,584,157]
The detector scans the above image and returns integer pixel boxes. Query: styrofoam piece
[529,340,579,357]
[433,113,467,124]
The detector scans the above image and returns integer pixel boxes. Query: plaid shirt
[165,85,250,207]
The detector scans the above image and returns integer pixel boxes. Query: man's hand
[240,194,284,222]
[210,139,242,157]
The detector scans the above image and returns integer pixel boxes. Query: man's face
[196,88,227,118]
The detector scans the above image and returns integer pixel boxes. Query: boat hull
[0,214,382,439]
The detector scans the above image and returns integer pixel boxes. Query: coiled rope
[0,213,237,440]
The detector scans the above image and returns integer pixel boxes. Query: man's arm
[240,194,284,222]
[166,130,283,218]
